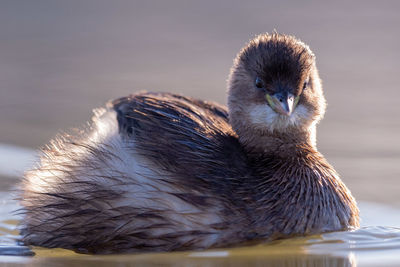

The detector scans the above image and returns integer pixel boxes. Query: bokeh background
[1,1,399,207]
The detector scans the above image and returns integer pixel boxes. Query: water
[1,144,400,266]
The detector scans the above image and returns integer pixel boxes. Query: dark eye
[255,77,264,89]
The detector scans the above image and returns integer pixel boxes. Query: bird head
[228,33,326,147]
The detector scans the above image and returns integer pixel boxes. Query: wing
[20,92,252,253]
[111,92,249,192]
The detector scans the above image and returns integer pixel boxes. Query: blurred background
[1,0,399,207]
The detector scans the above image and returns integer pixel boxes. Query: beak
[266,92,297,116]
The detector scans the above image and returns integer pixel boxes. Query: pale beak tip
[266,93,295,116]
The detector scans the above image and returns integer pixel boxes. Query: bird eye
[255,77,264,89]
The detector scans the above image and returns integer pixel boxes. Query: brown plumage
[19,33,359,254]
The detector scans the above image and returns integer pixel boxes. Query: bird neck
[239,125,317,157]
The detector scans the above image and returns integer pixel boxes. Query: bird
[19,33,359,254]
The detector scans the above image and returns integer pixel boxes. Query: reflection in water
[4,214,400,267]
[27,253,355,267]
[0,221,33,257]
[2,191,400,266]
[1,236,356,267]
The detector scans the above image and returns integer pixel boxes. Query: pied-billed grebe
[20,33,359,254]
